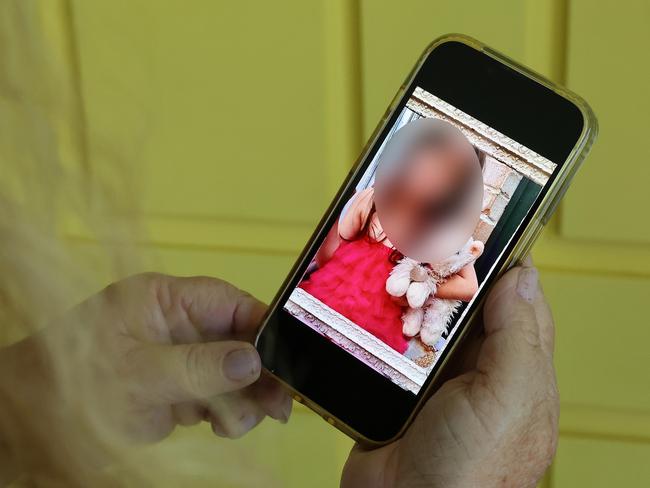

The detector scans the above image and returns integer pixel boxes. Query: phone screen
[281,84,559,395]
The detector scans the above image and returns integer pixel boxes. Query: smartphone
[256,34,597,446]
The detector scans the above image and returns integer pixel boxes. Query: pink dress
[299,238,409,354]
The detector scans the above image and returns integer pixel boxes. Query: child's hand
[433,263,479,301]
[341,261,558,488]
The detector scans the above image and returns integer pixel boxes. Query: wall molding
[560,403,650,444]
[64,213,650,278]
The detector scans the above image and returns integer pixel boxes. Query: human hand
[1,273,291,449]
[342,261,558,488]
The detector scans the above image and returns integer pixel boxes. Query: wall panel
[69,0,346,234]
[359,0,529,136]
[561,0,650,244]
[554,437,650,487]
[544,271,650,412]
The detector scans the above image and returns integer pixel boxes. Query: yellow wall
[33,0,650,486]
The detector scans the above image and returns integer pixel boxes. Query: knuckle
[136,271,165,285]
[507,316,544,352]
[521,324,543,350]
[101,281,121,305]
[183,344,207,397]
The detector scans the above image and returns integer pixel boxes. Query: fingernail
[223,348,260,381]
[211,421,226,437]
[516,267,539,304]
[279,396,292,424]
[239,413,258,433]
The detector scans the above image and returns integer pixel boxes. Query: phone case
[259,33,598,447]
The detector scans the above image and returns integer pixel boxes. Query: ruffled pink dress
[299,238,408,353]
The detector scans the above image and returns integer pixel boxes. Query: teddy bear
[385,238,484,348]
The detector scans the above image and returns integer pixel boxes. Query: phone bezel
[255,34,597,446]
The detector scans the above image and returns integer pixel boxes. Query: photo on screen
[283,86,557,394]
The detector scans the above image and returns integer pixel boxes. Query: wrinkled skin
[1,273,292,452]
[342,261,559,488]
[75,273,293,441]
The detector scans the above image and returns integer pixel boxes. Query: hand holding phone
[341,262,558,488]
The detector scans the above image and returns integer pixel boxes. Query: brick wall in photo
[473,155,523,243]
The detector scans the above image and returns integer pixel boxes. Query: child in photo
[299,119,483,354]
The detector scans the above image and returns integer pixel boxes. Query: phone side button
[293,394,304,404]
[324,416,336,426]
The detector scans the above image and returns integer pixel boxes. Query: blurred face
[400,143,472,206]
[374,118,483,263]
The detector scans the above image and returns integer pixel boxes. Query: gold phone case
[259,33,598,447]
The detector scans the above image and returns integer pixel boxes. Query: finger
[249,373,292,423]
[529,269,555,354]
[160,276,267,341]
[204,392,266,439]
[133,341,261,403]
[483,264,554,355]
[535,297,555,354]
[172,402,205,427]
[477,265,555,390]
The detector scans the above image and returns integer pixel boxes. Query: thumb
[133,341,261,403]
[476,263,555,390]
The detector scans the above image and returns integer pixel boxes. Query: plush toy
[386,238,484,347]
